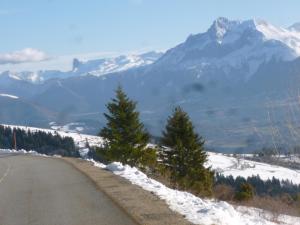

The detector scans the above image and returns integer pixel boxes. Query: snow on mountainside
[0,93,19,99]
[2,18,300,152]
[72,51,163,76]
[155,17,300,79]
[0,51,163,83]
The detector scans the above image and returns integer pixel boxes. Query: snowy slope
[206,152,300,185]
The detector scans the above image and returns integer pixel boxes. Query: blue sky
[1,0,300,70]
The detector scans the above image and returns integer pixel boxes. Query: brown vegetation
[212,184,300,217]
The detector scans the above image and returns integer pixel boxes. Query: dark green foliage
[0,125,79,157]
[235,182,254,201]
[139,147,158,170]
[88,147,108,163]
[160,107,213,196]
[99,86,155,167]
[215,174,300,201]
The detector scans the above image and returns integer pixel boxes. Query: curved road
[0,153,138,225]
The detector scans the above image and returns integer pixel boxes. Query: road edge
[61,157,193,225]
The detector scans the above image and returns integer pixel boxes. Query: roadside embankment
[63,157,193,225]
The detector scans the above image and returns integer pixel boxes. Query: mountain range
[2,17,300,152]
[0,51,163,83]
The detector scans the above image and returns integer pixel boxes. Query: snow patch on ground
[78,148,90,158]
[50,122,85,133]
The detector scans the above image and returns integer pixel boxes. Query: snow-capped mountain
[72,51,163,76]
[2,18,300,152]
[155,17,300,80]
[0,51,163,83]
[0,71,49,83]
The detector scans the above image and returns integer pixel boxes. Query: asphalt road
[0,153,138,225]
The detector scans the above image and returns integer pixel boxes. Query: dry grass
[212,184,300,217]
[214,185,300,218]
[243,195,300,217]
[213,184,235,201]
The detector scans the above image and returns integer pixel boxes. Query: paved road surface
[0,153,138,225]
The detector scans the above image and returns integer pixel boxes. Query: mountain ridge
[1,17,300,152]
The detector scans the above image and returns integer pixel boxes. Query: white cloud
[0,51,119,72]
[0,48,49,64]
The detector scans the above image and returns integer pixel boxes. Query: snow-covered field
[278,155,300,164]
[1,124,300,225]
[49,122,85,133]
[206,152,300,185]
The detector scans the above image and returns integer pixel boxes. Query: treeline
[0,126,79,157]
[215,173,300,201]
[253,147,300,157]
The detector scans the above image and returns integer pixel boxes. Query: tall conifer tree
[161,107,213,195]
[99,86,152,166]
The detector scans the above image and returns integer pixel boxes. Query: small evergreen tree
[99,86,155,167]
[161,107,213,196]
[235,182,254,201]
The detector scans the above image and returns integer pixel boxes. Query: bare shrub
[213,184,235,201]
[243,196,300,217]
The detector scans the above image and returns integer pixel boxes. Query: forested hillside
[0,125,79,157]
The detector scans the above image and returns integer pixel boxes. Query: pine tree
[161,107,213,196]
[99,86,154,167]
